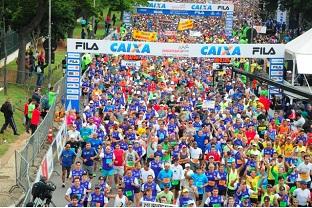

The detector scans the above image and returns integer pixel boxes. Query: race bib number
[163,178,170,183]
[237,159,243,165]
[219,180,226,186]
[300,172,309,180]
[125,190,133,197]
[280,201,287,207]
[213,204,221,207]
[127,161,135,167]
[106,158,112,164]
[208,181,215,186]
[172,180,179,185]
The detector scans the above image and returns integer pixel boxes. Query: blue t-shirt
[158,169,173,189]
[191,173,208,194]
[61,149,76,167]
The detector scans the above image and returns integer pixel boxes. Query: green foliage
[100,0,149,13]
[263,0,312,23]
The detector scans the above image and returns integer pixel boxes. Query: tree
[3,0,96,84]
[262,0,312,28]
[4,0,48,84]
[100,0,148,20]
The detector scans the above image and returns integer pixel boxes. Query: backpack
[32,181,43,198]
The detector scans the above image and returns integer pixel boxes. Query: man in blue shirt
[81,142,97,178]
[61,144,76,187]
[191,167,208,206]
[157,162,173,189]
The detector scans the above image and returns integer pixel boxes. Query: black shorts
[62,166,71,172]
[227,189,235,197]
[250,198,258,204]
[219,189,226,196]
[198,194,203,201]
[134,187,141,193]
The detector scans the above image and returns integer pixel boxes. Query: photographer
[32,176,56,206]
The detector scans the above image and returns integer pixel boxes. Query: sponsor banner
[142,201,176,207]
[47,147,53,179]
[163,31,177,36]
[41,158,48,179]
[276,6,287,24]
[66,52,81,112]
[123,11,132,26]
[138,1,234,12]
[67,39,285,58]
[178,19,194,31]
[137,8,222,17]
[253,26,267,34]
[190,30,202,37]
[132,30,157,42]
[121,60,141,69]
[269,58,284,98]
[225,12,233,38]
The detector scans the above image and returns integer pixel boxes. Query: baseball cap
[185,163,190,168]
[182,188,189,193]
[95,186,100,189]
[300,181,307,185]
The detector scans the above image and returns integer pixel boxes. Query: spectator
[0,99,19,135]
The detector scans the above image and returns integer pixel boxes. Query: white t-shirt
[293,188,310,206]
[67,130,81,141]
[114,195,127,207]
[189,147,202,160]
[141,168,155,183]
[297,162,312,182]
[171,164,184,181]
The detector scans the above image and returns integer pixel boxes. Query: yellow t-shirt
[247,176,260,198]
[137,127,146,136]
[284,144,294,157]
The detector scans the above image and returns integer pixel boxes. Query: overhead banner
[137,8,222,17]
[136,1,232,17]
[67,39,285,59]
[138,1,234,11]
[178,19,194,31]
[132,30,157,42]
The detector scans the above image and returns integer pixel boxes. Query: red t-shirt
[31,109,41,125]
[205,151,221,162]
[24,103,29,115]
[113,149,124,166]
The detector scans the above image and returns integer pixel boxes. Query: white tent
[285,28,312,74]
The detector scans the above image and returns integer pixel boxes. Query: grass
[73,8,121,39]
[0,84,30,156]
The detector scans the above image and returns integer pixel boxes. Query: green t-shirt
[28,103,35,119]
[156,191,174,204]
[48,91,57,107]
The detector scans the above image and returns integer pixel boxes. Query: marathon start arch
[66,38,285,111]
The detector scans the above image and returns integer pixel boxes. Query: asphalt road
[49,161,117,207]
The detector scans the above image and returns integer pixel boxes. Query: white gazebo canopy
[285,28,312,74]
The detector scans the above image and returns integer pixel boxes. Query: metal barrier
[10,76,65,206]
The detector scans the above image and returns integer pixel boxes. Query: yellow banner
[132,30,157,41]
[178,19,193,31]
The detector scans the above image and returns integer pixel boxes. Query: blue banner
[137,8,222,17]
[65,52,81,112]
[269,58,284,98]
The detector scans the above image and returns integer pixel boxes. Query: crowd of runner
[60,0,312,207]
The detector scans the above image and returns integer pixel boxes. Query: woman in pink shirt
[92,111,102,127]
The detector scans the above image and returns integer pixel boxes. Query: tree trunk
[3,33,7,95]
[16,33,26,84]
[67,28,74,38]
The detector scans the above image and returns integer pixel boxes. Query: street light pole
[2,0,7,95]
[92,0,95,38]
[48,0,52,88]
